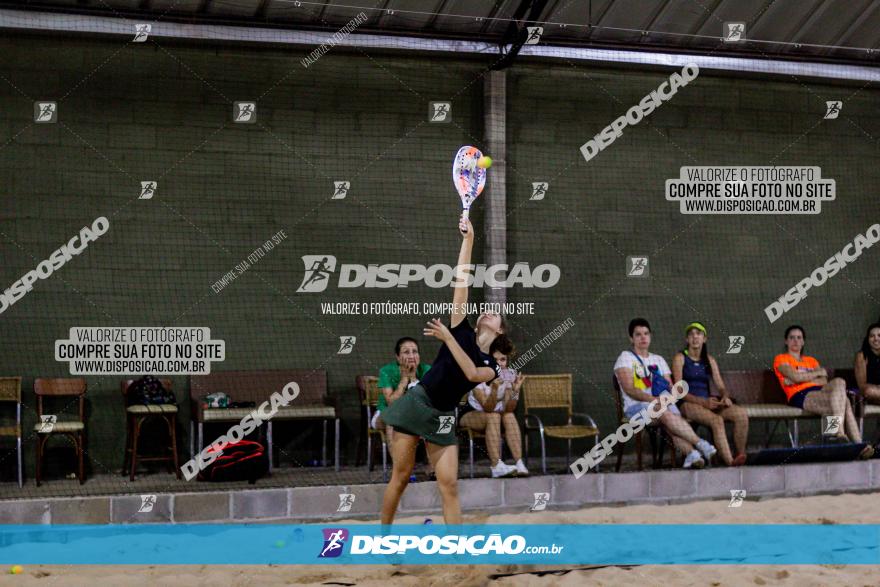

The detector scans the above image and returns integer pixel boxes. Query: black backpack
[126,376,176,406]
[197,440,268,484]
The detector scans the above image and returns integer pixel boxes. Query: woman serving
[379,215,511,525]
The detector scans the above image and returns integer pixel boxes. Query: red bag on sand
[197,440,268,484]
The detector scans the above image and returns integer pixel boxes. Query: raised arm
[503,372,524,412]
[451,217,474,328]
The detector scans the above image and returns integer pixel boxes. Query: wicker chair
[0,377,22,487]
[34,378,87,485]
[458,399,506,479]
[356,375,388,480]
[522,374,599,474]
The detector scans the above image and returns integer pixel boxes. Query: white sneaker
[514,459,530,476]
[491,460,517,478]
[695,439,717,461]
[683,450,705,469]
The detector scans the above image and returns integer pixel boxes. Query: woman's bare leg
[865,386,880,403]
[682,403,732,465]
[803,378,848,439]
[423,439,435,476]
[374,417,393,451]
[718,404,749,457]
[668,433,693,457]
[844,398,861,443]
[484,412,502,463]
[380,431,419,524]
[461,411,491,464]
[658,411,701,447]
[426,442,461,524]
[501,413,523,461]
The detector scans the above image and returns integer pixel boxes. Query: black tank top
[421,318,499,411]
[865,350,880,385]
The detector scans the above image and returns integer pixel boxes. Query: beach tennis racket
[452,145,487,231]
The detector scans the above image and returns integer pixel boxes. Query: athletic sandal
[683,450,705,469]
[731,453,747,467]
[859,445,875,460]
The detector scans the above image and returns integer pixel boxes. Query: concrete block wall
[2,460,879,524]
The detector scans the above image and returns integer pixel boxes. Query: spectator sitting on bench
[614,318,717,469]
[672,321,749,467]
[460,341,528,478]
[376,337,433,473]
[773,325,873,459]
[854,322,880,404]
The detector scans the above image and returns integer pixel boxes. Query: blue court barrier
[0,524,878,565]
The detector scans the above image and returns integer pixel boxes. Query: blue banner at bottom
[0,524,878,565]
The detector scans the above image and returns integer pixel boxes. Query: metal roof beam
[1,7,877,82]
[492,0,551,70]
[822,1,878,57]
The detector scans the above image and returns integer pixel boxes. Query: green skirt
[380,383,457,446]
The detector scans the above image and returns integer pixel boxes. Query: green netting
[0,15,878,508]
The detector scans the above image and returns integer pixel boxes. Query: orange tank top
[772,353,821,399]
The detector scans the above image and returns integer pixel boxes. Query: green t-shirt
[377,362,431,411]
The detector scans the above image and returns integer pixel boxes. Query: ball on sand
[9,565,23,575]
[477,156,492,169]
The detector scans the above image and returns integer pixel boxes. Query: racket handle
[461,208,471,234]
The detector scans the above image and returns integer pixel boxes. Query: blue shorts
[787,385,823,409]
[624,395,681,420]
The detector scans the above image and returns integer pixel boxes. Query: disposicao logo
[297,255,560,291]
[318,528,349,558]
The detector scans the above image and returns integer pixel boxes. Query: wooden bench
[722,368,855,447]
[190,369,339,472]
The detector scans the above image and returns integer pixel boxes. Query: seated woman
[773,325,873,459]
[460,339,528,478]
[375,337,432,465]
[854,322,880,404]
[672,322,749,467]
[614,318,717,469]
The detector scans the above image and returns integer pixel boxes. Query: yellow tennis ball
[9,565,23,575]
[477,156,492,169]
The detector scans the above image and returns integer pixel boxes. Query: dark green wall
[506,62,880,429]
[1,33,878,477]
